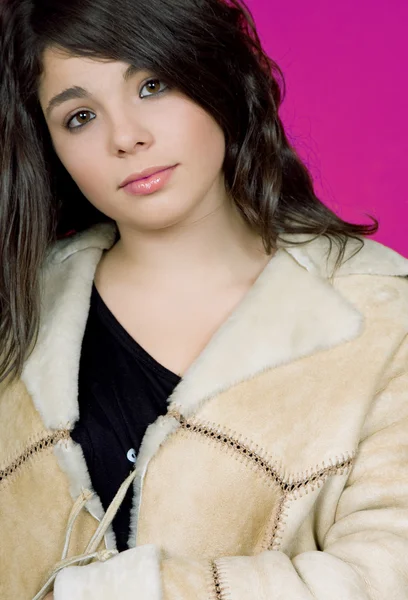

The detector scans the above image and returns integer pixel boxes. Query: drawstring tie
[32,466,139,600]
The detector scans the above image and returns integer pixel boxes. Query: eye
[140,78,168,98]
[66,110,96,130]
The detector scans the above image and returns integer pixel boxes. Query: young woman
[1,0,408,598]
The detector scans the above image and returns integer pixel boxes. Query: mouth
[120,165,178,196]
[119,165,177,188]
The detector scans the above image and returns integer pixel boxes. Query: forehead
[39,48,130,97]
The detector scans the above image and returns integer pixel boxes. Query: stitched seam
[267,493,291,551]
[170,410,355,495]
[171,410,286,490]
[0,430,70,483]
[287,457,355,499]
[211,561,223,600]
[171,410,355,553]
[211,560,232,600]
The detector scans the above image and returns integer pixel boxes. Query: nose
[108,107,154,156]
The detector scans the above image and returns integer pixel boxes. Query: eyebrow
[45,63,141,118]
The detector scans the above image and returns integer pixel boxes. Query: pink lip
[119,165,176,188]
[121,165,178,196]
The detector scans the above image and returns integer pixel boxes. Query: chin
[124,200,204,231]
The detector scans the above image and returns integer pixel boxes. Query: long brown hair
[0,0,377,383]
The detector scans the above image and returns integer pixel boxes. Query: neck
[97,196,272,290]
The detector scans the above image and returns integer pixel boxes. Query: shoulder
[281,233,408,279]
[282,233,408,329]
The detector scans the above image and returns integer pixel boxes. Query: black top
[71,283,181,551]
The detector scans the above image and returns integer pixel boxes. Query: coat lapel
[167,234,408,417]
[21,223,118,430]
[167,247,363,418]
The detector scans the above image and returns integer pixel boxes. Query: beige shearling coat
[1,223,408,600]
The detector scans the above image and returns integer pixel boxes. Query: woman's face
[38,48,228,231]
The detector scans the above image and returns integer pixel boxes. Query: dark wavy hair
[0,0,377,383]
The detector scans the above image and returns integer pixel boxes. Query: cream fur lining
[128,414,180,546]
[53,544,162,600]
[54,438,117,551]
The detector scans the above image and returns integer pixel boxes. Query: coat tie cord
[32,466,139,600]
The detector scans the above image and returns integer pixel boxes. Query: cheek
[191,115,225,168]
[52,137,107,196]
[168,100,226,171]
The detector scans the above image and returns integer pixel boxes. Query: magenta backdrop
[247,0,407,256]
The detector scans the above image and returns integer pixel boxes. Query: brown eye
[140,78,168,98]
[76,112,89,124]
[67,110,96,130]
[146,80,160,93]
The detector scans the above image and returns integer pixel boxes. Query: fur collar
[21,222,408,430]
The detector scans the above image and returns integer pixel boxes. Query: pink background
[248,0,407,256]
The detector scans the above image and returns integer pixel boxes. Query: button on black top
[71,283,181,551]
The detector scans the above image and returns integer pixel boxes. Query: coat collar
[21,222,408,429]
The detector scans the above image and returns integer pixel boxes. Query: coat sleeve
[53,354,408,600]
